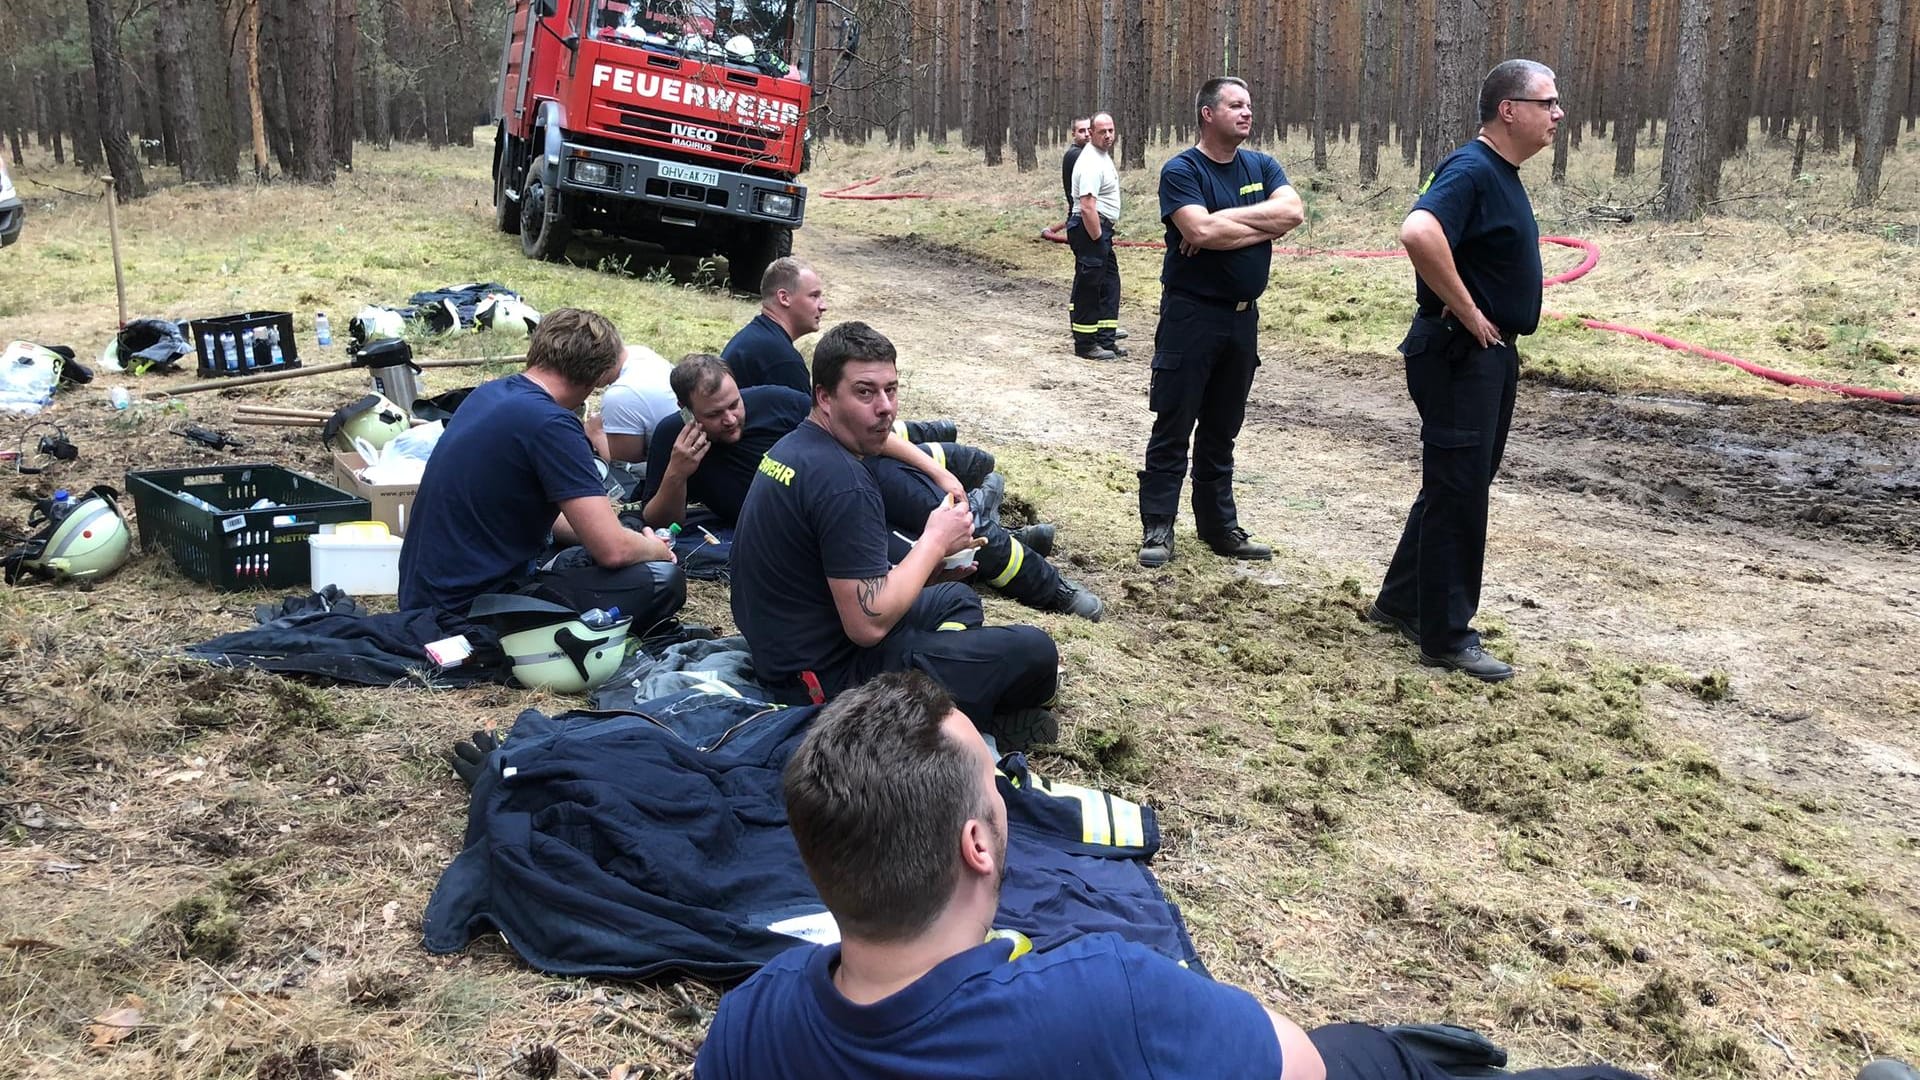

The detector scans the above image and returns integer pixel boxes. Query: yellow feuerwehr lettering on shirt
[757,453,797,486]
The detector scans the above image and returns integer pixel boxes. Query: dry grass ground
[0,127,1915,1079]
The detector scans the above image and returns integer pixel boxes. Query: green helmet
[3,486,133,585]
[323,393,411,454]
[470,594,634,693]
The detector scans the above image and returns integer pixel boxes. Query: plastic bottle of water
[47,489,74,525]
[315,312,333,349]
[580,606,623,629]
[268,327,286,367]
[221,333,240,373]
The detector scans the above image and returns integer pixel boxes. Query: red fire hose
[825,177,1915,404]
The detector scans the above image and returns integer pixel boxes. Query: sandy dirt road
[807,225,1920,844]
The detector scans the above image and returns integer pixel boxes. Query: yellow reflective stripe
[1239,181,1265,195]
[925,442,946,468]
[1110,797,1146,849]
[1033,776,1112,846]
[1095,320,1119,328]
[937,621,967,631]
[1417,170,1436,195]
[1070,322,1101,333]
[988,538,1026,588]
[891,419,909,438]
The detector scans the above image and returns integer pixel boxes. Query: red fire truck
[492,0,815,291]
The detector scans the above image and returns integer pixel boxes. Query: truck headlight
[758,192,796,219]
[571,160,613,187]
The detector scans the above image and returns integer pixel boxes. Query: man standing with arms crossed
[1368,60,1564,684]
[1067,113,1123,361]
[1138,78,1303,568]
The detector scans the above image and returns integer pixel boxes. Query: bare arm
[1218,184,1305,237]
[1400,209,1503,347]
[605,432,649,464]
[1078,193,1103,240]
[1169,204,1280,252]
[556,494,674,568]
[583,412,611,461]
[639,423,709,528]
[877,433,964,503]
[826,498,975,647]
[1266,1009,1327,1080]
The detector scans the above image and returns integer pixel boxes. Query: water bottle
[221,333,240,373]
[108,386,131,410]
[47,489,74,525]
[268,327,286,367]
[580,606,622,629]
[315,312,333,349]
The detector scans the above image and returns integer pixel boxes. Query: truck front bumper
[553,143,806,229]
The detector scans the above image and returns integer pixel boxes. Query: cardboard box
[332,451,420,536]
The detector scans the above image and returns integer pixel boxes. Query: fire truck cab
[493,0,815,291]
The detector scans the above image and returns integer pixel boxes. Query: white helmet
[470,594,633,693]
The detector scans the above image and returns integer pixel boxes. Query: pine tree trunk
[1819,0,1844,152]
[263,0,297,172]
[1615,0,1650,176]
[1098,0,1115,109]
[1120,0,1147,169]
[332,0,357,168]
[962,0,979,146]
[1397,0,1420,166]
[1356,0,1385,182]
[286,0,334,181]
[1310,0,1330,170]
[1660,0,1712,219]
[84,0,147,199]
[931,0,947,145]
[981,0,1004,164]
[1425,0,1464,176]
[896,6,917,151]
[157,0,213,181]
[1853,0,1902,203]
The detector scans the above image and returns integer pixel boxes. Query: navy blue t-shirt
[722,313,809,394]
[1159,146,1291,303]
[1412,138,1544,336]
[398,374,607,611]
[639,386,811,525]
[694,933,1283,1080]
[730,419,891,684]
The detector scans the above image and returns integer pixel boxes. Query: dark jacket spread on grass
[421,690,1199,980]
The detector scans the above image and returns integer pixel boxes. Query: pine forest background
[0,0,1915,218]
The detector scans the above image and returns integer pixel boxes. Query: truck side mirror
[535,0,556,16]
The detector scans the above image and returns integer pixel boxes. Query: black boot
[1192,479,1272,561]
[1012,524,1055,558]
[968,472,1006,534]
[1139,516,1175,568]
[1046,577,1104,621]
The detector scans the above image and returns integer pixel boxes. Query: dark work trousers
[1067,219,1120,351]
[916,441,996,491]
[1137,290,1261,520]
[524,550,688,635]
[869,459,1066,611]
[1309,1023,1649,1080]
[832,583,1060,726]
[1374,314,1520,656]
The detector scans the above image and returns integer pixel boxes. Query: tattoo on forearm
[856,576,885,618]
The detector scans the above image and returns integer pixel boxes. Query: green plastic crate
[126,464,371,591]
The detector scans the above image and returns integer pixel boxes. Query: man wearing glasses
[1369,60,1564,684]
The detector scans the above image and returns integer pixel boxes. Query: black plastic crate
[125,464,369,591]
[189,311,301,378]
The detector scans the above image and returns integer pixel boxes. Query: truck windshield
[590,1,809,81]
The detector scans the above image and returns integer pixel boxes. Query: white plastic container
[308,521,403,595]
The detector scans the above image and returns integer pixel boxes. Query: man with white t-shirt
[588,345,679,476]
[1067,112,1123,361]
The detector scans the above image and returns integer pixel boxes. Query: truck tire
[727,223,793,294]
[520,159,571,262]
[493,132,521,236]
